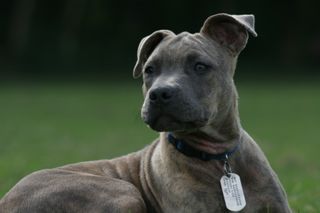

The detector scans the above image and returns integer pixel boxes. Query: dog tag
[220,173,246,212]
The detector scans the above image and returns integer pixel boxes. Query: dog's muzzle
[141,86,208,132]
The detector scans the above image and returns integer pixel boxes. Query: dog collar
[167,133,240,161]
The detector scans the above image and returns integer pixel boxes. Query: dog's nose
[149,87,175,103]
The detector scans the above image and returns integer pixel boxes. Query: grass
[0,79,319,212]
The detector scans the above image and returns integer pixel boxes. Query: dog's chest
[150,148,227,212]
[158,175,226,212]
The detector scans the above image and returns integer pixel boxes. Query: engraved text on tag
[220,173,246,212]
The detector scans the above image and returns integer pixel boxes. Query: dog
[0,13,292,212]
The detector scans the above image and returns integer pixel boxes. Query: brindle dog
[0,13,292,212]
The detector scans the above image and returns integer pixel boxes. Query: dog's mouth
[143,112,208,132]
[141,94,210,132]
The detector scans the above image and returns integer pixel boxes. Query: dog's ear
[200,13,257,56]
[133,30,175,78]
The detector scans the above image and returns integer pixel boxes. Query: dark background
[1,0,320,81]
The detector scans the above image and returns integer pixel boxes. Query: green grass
[0,80,319,212]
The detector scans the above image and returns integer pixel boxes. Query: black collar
[167,133,240,161]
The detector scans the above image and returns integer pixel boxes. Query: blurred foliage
[0,0,320,80]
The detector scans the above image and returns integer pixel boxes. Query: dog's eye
[194,63,209,73]
[144,66,155,75]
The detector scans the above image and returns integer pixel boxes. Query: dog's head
[133,13,257,133]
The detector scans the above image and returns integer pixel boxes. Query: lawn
[0,79,319,212]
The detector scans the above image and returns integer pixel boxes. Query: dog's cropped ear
[133,30,175,78]
[200,13,257,56]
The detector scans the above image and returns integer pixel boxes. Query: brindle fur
[0,13,291,212]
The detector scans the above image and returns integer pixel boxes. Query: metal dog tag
[220,173,246,212]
